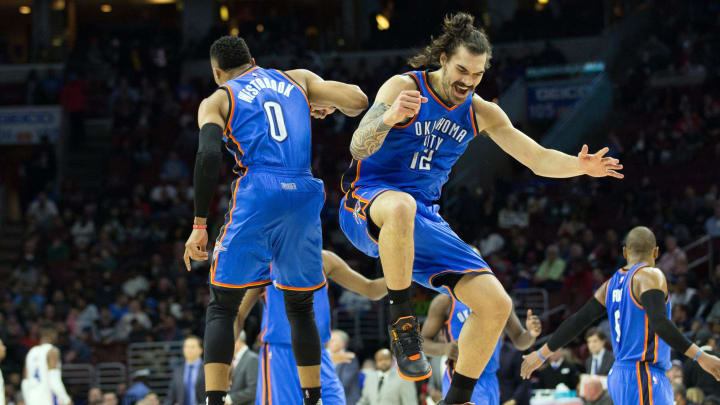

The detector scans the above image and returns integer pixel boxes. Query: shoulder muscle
[634,267,668,296]
[198,89,229,129]
[375,74,419,104]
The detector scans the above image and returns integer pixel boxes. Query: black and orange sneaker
[388,316,432,380]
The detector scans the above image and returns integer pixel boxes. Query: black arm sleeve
[547,298,606,352]
[641,289,693,355]
[193,123,224,217]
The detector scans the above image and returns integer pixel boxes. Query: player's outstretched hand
[183,228,209,271]
[525,309,542,338]
[577,144,624,179]
[310,105,336,119]
[520,350,545,379]
[698,352,720,381]
[385,90,427,125]
[331,350,356,365]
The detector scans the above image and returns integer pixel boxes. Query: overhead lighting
[230,27,239,36]
[19,6,31,14]
[376,14,389,31]
[147,0,176,3]
[538,0,549,3]
[256,24,264,33]
[220,5,229,21]
[52,0,65,10]
[52,37,63,47]
[101,4,112,12]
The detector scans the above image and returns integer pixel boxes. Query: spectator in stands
[695,285,715,320]
[707,203,720,237]
[533,349,580,390]
[704,397,720,405]
[673,383,695,405]
[60,71,87,144]
[671,276,699,315]
[328,329,360,405]
[140,392,160,405]
[580,376,612,405]
[0,338,5,405]
[160,151,189,182]
[119,300,151,339]
[688,387,705,404]
[356,349,416,405]
[226,331,257,405]
[668,362,684,385]
[88,387,103,405]
[25,191,58,229]
[165,335,204,405]
[584,328,613,375]
[533,244,566,291]
[124,369,151,405]
[658,235,688,276]
[103,392,119,405]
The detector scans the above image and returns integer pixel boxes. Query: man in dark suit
[534,349,580,390]
[498,339,531,405]
[328,329,360,405]
[226,331,257,405]
[165,336,205,405]
[584,328,614,375]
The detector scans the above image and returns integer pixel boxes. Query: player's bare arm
[47,347,72,405]
[635,267,720,380]
[504,309,541,351]
[322,250,387,300]
[420,294,458,360]
[349,75,427,159]
[183,90,228,270]
[520,281,609,378]
[234,287,263,337]
[284,69,368,116]
[474,95,623,179]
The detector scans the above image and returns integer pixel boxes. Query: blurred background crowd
[0,0,719,404]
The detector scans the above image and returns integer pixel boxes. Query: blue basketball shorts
[256,343,346,405]
[608,361,672,405]
[442,368,499,405]
[211,167,326,291]
[339,185,493,293]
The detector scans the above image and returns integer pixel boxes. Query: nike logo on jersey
[413,118,468,143]
[236,77,295,103]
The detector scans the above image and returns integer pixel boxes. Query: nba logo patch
[353,200,363,223]
[213,243,227,260]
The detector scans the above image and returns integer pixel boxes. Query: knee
[375,193,417,227]
[464,286,512,321]
[283,290,315,318]
[208,287,243,315]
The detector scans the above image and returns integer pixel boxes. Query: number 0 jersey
[221,66,312,174]
[606,263,672,370]
[342,70,479,203]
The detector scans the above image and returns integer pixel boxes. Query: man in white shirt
[584,328,614,376]
[357,349,416,405]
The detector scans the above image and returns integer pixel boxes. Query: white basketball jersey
[22,343,58,404]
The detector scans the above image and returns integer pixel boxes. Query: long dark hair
[409,12,492,69]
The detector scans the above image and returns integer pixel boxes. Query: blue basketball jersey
[342,70,478,203]
[260,282,332,345]
[221,66,311,174]
[443,297,500,375]
[605,263,672,370]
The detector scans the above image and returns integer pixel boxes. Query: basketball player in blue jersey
[422,292,542,405]
[233,250,387,405]
[520,226,720,404]
[182,36,368,405]
[339,12,623,405]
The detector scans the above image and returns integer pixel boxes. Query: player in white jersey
[21,324,72,405]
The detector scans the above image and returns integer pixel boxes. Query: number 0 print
[264,101,288,142]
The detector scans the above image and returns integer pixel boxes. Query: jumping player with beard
[339,12,624,405]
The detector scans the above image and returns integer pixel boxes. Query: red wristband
[192,224,207,229]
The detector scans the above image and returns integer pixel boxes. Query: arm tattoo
[349,102,392,159]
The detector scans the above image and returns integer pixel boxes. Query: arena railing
[127,341,184,398]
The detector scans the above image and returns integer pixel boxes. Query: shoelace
[396,326,424,356]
